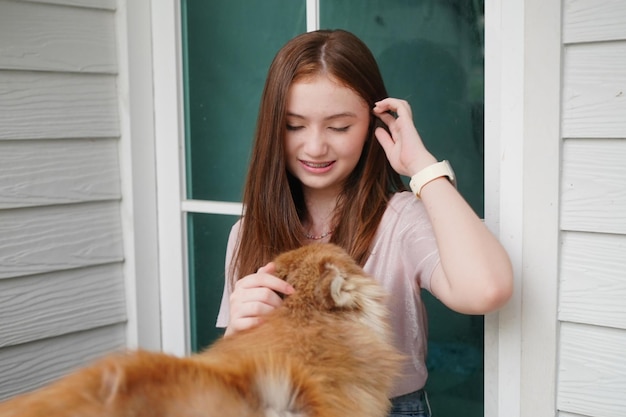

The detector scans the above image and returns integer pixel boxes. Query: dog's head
[273,244,389,336]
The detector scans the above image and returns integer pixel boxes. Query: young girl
[216,29,513,417]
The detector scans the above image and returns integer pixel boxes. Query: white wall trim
[485,0,561,416]
[115,0,162,350]
[520,0,560,414]
[151,0,189,356]
[114,0,138,350]
[484,0,524,415]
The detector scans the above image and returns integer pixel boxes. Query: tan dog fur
[0,243,402,417]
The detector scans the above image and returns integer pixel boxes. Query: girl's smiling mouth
[300,160,335,171]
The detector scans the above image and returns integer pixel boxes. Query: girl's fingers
[232,286,285,310]
[374,109,397,127]
[228,282,287,334]
[374,97,410,111]
[236,266,294,296]
[372,98,435,177]
[374,126,394,149]
[227,263,296,334]
[256,261,276,275]
[230,290,281,318]
[228,316,264,334]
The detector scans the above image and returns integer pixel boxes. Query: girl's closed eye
[329,125,350,132]
[286,124,304,131]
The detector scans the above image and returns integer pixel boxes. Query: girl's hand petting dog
[225,262,295,336]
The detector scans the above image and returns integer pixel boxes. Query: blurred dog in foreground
[0,243,402,417]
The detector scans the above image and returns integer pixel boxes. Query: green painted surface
[183,1,485,415]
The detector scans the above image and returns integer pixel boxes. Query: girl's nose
[303,128,328,156]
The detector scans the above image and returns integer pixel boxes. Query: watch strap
[409,160,456,198]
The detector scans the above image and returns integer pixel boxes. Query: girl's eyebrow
[285,111,358,121]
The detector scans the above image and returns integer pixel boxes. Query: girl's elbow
[483,282,513,312]
[480,268,514,313]
[437,262,514,314]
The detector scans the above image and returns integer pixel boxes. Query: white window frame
[151,0,188,356]
[150,0,322,356]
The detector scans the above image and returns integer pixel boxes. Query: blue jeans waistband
[389,389,431,417]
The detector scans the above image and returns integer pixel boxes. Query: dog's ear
[328,263,357,308]
[319,259,390,339]
[317,262,363,310]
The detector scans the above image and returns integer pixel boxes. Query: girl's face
[284,75,370,197]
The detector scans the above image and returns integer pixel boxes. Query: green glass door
[182,1,485,415]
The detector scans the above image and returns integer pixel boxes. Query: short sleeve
[398,194,440,292]
[365,192,440,294]
[215,220,242,328]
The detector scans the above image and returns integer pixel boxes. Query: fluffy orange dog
[0,243,402,417]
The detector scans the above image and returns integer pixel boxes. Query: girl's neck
[303,188,339,238]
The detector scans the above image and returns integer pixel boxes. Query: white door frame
[150,0,188,355]
[483,0,560,416]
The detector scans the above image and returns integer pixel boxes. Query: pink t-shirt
[216,191,440,397]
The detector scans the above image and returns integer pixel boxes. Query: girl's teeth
[306,162,331,168]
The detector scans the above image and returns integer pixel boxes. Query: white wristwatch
[409,160,457,198]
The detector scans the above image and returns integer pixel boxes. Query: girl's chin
[298,178,346,195]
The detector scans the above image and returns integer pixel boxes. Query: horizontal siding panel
[558,322,626,417]
[21,0,116,10]
[0,324,125,400]
[0,202,124,280]
[0,264,126,348]
[559,231,626,329]
[563,0,626,44]
[561,138,626,234]
[0,138,121,209]
[562,42,626,138]
[0,71,119,140]
[0,1,116,73]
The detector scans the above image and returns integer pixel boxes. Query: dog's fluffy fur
[0,243,402,417]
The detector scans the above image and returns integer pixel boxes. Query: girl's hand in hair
[373,98,437,177]
[224,262,295,336]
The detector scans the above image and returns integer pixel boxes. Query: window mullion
[306,0,319,31]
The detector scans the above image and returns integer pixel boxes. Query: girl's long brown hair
[231,29,406,283]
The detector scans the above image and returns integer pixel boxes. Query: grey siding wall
[0,0,127,399]
[558,1,626,416]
